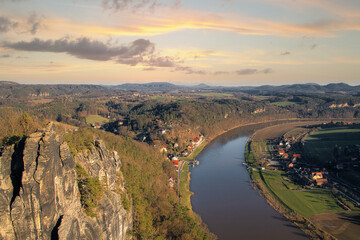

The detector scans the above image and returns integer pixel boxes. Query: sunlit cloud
[27,8,359,39]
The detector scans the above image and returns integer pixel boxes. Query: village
[258,129,360,207]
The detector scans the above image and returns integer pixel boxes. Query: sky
[0,0,359,86]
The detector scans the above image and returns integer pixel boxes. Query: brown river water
[190,123,309,240]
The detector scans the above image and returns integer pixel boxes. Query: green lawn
[85,115,109,125]
[261,170,343,218]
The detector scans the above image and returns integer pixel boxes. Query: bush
[76,164,103,217]
[2,134,23,146]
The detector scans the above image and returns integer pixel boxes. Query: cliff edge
[0,124,132,239]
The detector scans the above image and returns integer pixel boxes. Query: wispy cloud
[236,68,273,75]
[0,16,18,33]
[102,0,180,12]
[27,12,43,35]
[0,54,11,58]
[36,8,359,39]
[280,51,290,55]
[311,44,318,50]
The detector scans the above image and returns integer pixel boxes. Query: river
[190,124,309,240]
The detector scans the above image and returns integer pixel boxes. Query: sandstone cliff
[0,124,132,239]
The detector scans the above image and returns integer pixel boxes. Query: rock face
[0,125,131,239]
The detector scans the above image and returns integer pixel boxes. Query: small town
[256,123,360,208]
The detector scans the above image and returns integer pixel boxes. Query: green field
[85,115,109,125]
[180,162,192,209]
[261,170,343,218]
[270,101,297,107]
[196,93,233,98]
[245,141,269,166]
[304,127,360,164]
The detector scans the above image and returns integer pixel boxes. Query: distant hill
[117,82,180,91]
[0,83,114,98]
[238,83,360,94]
[0,81,359,98]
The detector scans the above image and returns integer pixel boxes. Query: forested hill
[1,81,359,98]
[0,81,114,98]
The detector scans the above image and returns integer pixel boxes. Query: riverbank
[183,118,356,239]
[245,122,341,240]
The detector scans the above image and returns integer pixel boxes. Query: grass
[85,115,109,125]
[261,170,343,218]
[180,140,208,161]
[270,101,297,107]
[245,141,269,166]
[180,162,192,209]
[304,127,360,164]
[196,93,233,98]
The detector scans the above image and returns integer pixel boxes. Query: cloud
[262,68,273,74]
[311,44,318,50]
[147,56,177,67]
[3,37,156,64]
[102,0,180,11]
[280,51,291,55]
[236,68,258,75]
[174,66,206,75]
[236,68,273,75]
[2,36,206,74]
[28,12,43,35]
[214,71,230,75]
[143,67,156,71]
[0,16,18,33]
[0,54,11,58]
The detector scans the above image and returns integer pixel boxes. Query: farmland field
[85,115,109,125]
[252,121,323,141]
[303,127,360,164]
[270,101,297,107]
[261,170,343,218]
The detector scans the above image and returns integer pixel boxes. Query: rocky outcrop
[0,124,131,239]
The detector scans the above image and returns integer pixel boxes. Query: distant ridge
[0,81,359,98]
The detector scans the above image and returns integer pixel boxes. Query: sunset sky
[1,0,359,86]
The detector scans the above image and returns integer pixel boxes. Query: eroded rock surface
[0,125,131,240]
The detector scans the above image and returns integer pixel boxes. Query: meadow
[304,127,360,164]
[85,115,109,125]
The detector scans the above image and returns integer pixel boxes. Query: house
[288,163,294,168]
[312,172,323,180]
[293,154,301,158]
[315,178,328,186]
[279,149,285,155]
[171,156,179,165]
[158,129,166,135]
[138,135,147,142]
[282,153,289,159]
[187,145,193,151]
[168,177,174,188]
[181,150,189,157]
[191,135,204,147]
[160,147,167,153]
